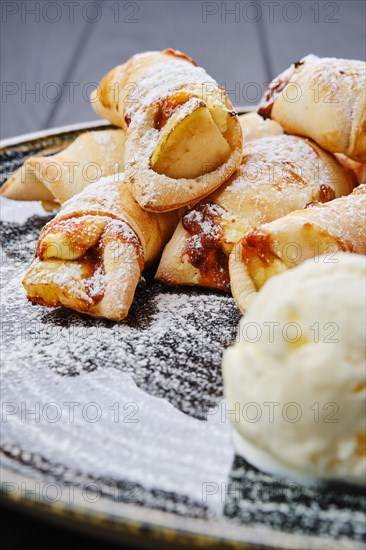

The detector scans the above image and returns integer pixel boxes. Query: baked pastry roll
[230,185,366,313]
[335,154,366,184]
[1,129,125,204]
[156,134,354,292]
[239,112,283,142]
[91,49,242,212]
[22,175,179,321]
[258,55,366,162]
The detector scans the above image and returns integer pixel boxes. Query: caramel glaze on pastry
[156,134,355,292]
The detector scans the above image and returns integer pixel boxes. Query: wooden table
[1,0,365,139]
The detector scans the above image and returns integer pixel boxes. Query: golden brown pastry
[335,154,366,184]
[239,112,283,142]
[91,49,242,212]
[23,174,179,321]
[156,134,355,292]
[1,129,125,203]
[230,185,366,313]
[258,55,366,162]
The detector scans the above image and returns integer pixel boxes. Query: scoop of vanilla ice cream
[223,253,366,485]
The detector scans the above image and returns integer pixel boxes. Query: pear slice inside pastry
[156,134,355,292]
[229,185,366,313]
[37,216,108,260]
[92,49,242,211]
[23,176,180,321]
[24,219,144,321]
[24,258,97,311]
[150,99,231,179]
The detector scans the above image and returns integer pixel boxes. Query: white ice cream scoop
[223,253,366,485]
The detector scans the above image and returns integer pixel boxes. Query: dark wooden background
[1,0,365,140]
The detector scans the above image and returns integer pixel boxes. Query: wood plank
[3,0,364,138]
[49,0,267,128]
[260,0,366,78]
[0,0,101,139]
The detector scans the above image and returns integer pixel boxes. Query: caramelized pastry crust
[91,49,243,211]
[156,134,355,292]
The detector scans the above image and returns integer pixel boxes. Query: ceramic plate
[1,120,365,550]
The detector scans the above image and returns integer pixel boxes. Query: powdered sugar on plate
[0,199,239,517]
[1,147,365,544]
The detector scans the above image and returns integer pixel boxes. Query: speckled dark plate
[1,121,365,550]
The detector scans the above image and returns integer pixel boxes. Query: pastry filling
[150,97,232,179]
[183,203,230,291]
[23,216,143,313]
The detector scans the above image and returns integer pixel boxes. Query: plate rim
[0,120,110,149]
[1,466,362,550]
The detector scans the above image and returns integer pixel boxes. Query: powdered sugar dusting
[60,173,127,217]
[127,58,217,124]
[92,131,112,145]
[1,203,240,518]
[1,185,365,542]
[214,134,355,226]
[0,201,240,411]
[85,264,105,299]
